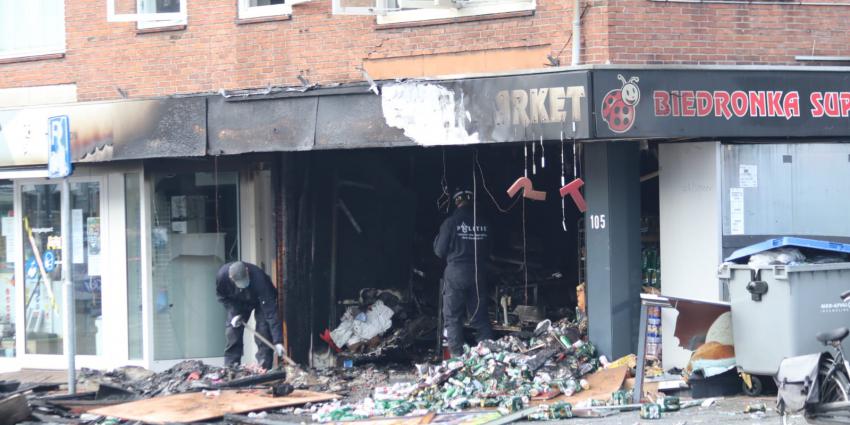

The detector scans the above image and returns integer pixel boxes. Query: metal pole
[632,301,648,404]
[571,0,581,66]
[61,177,76,394]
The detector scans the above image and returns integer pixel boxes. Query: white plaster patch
[381,82,480,146]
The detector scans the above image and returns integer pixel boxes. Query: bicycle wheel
[821,360,850,404]
[805,360,850,424]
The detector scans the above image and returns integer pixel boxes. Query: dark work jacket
[434,206,492,278]
[215,262,283,344]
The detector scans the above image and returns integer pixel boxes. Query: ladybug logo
[601,75,641,133]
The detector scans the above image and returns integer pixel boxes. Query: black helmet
[453,187,473,204]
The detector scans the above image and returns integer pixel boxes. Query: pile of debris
[77,360,285,398]
[312,318,599,421]
[322,288,437,362]
[0,361,295,424]
[287,363,413,401]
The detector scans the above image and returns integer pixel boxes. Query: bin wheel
[743,375,764,396]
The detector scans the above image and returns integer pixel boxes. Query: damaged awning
[0,97,206,167]
[209,66,850,154]
[208,70,593,153]
[8,66,849,165]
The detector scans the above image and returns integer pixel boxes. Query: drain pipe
[571,0,581,66]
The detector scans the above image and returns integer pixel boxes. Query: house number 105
[589,214,606,230]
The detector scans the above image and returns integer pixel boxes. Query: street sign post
[48,115,75,394]
[48,116,71,179]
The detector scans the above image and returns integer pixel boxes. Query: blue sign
[47,115,72,179]
[25,257,38,280]
[42,251,57,273]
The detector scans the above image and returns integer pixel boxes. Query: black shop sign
[592,69,850,138]
[459,70,593,142]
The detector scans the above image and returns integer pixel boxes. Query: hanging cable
[573,137,579,178]
[540,136,546,169]
[561,132,567,232]
[522,144,529,304]
[437,147,450,213]
[524,144,529,178]
[469,150,481,324]
[475,154,521,214]
[522,196,528,304]
[532,142,537,175]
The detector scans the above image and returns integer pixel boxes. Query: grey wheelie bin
[718,238,850,395]
[719,262,850,375]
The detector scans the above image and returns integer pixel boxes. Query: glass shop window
[150,172,239,360]
[0,182,14,358]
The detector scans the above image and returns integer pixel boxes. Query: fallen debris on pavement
[78,360,286,397]
[88,389,338,424]
[311,318,602,422]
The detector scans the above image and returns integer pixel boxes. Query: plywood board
[533,367,628,406]
[0,369,67,385]
[623,377,660,399]
[90,389,337,424]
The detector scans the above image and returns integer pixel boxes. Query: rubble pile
[324,288,437,361]
[78,360,277,397]
[313,318,599,422]
[287,363,412,400]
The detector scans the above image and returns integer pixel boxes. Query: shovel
[237,319,298,369]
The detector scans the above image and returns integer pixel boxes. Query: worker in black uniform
[216,261,285,370]
[434,188,494,357]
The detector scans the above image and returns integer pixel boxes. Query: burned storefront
[7,65,850,380]
[209,69,654,368]
[213,66,850,377]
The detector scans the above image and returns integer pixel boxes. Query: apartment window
[332,0,534,24]
[107,0,187,28]
[137,0,187,29]
[0,0,65,60]
[238,0,290,19]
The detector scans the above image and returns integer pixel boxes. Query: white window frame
[0,0,66,60]
[238,0,292,19]
[332,0,534,23]
[137,0,188,29]
[107,0,187,29]
[378,0,534,24]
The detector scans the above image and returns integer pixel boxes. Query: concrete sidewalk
[517,397,796,425]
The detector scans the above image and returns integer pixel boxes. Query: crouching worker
[216,261,285,370]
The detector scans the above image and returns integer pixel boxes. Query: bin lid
[725,237,850,263]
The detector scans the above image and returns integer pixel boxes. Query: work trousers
[442,266,494,357]
[225,309,274,370]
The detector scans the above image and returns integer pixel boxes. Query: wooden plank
[0,369,66,385]
[419,412,437,424]
[47,398,135,414]
[623,377,660,400]
[532,367,628,406]
[90,389,337,424]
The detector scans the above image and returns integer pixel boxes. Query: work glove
[230,315,243,328]
[274,344,286,357]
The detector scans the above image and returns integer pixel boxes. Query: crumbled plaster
[381,82,480,146]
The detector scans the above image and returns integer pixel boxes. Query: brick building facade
[3,0,850,101]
